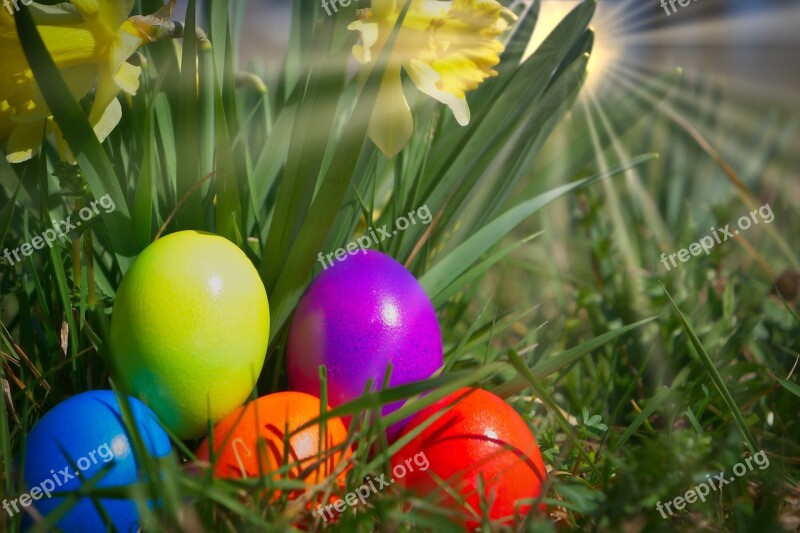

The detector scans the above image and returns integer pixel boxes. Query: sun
[523,0,625,93]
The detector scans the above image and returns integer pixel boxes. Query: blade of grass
[493,316,659,397]
[661,283,758,453]
[611,386,672,452]
[506,348,602,480]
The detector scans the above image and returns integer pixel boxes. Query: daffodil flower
[0,0,173,163]
[348,0,517,157]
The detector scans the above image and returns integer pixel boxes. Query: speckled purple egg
[288,249,443,438]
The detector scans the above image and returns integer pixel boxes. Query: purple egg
[288,249,443,438]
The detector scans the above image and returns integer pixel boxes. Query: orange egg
[196,392,350,494]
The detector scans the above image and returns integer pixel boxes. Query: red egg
[391,388,547,528]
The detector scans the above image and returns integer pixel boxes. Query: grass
[1,0,798,531]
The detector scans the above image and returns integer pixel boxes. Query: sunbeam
[579,94,645,307]
[585,88,673,247]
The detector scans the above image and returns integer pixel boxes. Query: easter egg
[391,388,547,528]
[109,230,270,439]
[196,392,350,491]
[21,391,171,533]
[287,250,442,438]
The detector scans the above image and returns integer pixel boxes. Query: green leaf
[175,0,204,229]
[131,114,155,249]
[262,18,347,290]
[431,232,543,308]
[0,185,19,250]
[776,377,800,399]
[212,62,244,242]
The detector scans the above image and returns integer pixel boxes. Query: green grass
[1,0,798,531]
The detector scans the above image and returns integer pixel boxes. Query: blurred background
[222,0,800,110]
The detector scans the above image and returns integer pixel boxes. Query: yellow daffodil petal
[88,23,144,126]
[348,20,379,64]
[87,69,116,123]
[115,14,147,49]
[108,22,145,89]
[70,0,99,19]
[368,66,413,158]
[113,60,141,94]
[407,58,470,125]
[0,26,97,77]
[72,0,135,32]
[6,120,51,163]
[417,0,452,16]
[12,63,97,124]
[0,6,13,31]
[87,60,138,126]
[92,97,122,143]
[107,0,138,27]
[402,1,451,30]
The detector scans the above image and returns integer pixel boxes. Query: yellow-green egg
[109,231,270,439]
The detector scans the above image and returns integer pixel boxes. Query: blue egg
[20,391,171,532]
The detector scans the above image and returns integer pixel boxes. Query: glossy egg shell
[287,250,442,438]
[391,388,547,528]
[22,391,171,533]
[195,392,350,493]
[109,230,270,439]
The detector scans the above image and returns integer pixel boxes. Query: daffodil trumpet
[348,0,517,157]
